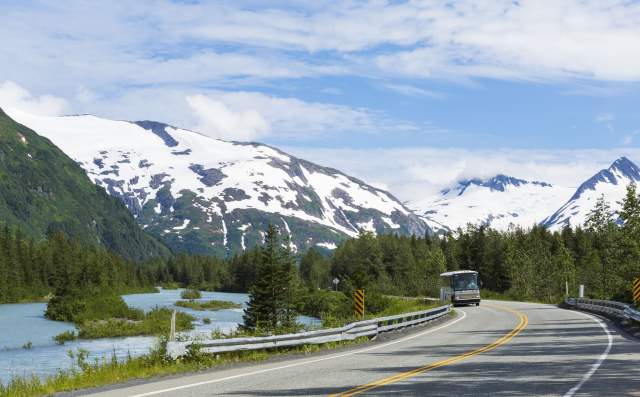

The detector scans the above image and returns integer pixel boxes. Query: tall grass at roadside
[0,336,369,397]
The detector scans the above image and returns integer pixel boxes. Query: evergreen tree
[243,225,298,331]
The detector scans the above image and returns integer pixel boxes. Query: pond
[0,289,320,384]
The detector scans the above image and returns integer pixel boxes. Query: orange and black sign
[354,289,365,318]
[633,278,640,305]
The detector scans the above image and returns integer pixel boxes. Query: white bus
[440,270,481,306]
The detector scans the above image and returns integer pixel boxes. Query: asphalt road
[79,301,640,397]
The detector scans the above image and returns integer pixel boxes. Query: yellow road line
[329,304,529,397]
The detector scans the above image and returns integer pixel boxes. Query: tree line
[3,184,639,315]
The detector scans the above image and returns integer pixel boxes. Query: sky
[1,0,639,206]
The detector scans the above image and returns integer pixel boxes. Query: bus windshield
[453,273,478,291]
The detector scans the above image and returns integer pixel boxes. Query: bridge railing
[166,304,451,359]
[565,297,640,322]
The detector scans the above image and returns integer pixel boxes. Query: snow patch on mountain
[7,108,427,254]
[543,157,640,230]
[417,174,573,232]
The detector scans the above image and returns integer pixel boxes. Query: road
[78,301,640,396]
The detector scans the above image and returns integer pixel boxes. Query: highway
[77,301,640,397]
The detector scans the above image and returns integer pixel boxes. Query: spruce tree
[243,225,298,332]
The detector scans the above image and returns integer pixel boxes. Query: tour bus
[440,270,481,306]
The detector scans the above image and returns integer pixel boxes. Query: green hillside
[0,108,169,261]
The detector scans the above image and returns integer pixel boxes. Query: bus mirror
[479,280,483,288]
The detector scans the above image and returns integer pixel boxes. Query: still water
[0,289,319,384]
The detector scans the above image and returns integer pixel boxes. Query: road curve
[76,301,640,397]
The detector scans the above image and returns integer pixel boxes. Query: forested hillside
[0,109,169,261]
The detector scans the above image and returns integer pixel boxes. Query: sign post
[633,277,640,306]
[354,289,365,318]
[332,277,340,291]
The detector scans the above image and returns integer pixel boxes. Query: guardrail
[565,297,640,323]
[166,304,451,359]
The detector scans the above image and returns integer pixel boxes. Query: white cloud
[185,91,419,140]
[179,0,640,82]
[382,83,442,98]
[0,81,68,116]
[186,94,270,141]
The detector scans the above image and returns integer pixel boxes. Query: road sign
[354,289,365,318]
[633,277,640,305]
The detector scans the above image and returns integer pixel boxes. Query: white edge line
[563,310,613,397]
[123,309,468,397]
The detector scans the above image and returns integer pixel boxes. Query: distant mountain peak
[610,156,640,178]
[543,157,640,230]
[570,157,640,201]
[447,174,551,196]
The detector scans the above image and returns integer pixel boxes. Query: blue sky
[1,0,639,201]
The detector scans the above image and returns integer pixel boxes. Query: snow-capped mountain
[543,157,640,230]
[6,108,427,256]
[418,174,573,233]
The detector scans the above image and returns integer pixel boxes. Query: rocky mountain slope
[0,108,169,261]
[7,109,428,256]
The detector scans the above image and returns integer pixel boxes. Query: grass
[0,336,370,397]
[180,289,202,299]
[314,293,440,328]
[175,299,241,311]
[479,289,561,305]
[77,308,195,339]
[53,330,77,345]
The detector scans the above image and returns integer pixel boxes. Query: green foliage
[180,289,202,299]
[243,225,299,331]
[299,248,330,290]
[77,308,194,339]
[175,299,241,311]
[0,227,158,304]
[299,290,351,319]
[0,109,169,262]
[46,292,142,323]
[53,330,77,345]
[329,231,445,297]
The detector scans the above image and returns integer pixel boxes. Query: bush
[175,299,240,311]
[299,290,351,319]
[46,290,142,323]
[78,308,194,339]
[180,289,201,299]
[53,330,77,345]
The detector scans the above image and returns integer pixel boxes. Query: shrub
[180,289,201,299]
[175,299,240,311]
[53,330,77,345]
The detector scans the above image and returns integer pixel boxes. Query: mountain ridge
[7,109,429,256]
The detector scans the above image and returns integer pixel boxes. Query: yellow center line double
[329,304,529,397]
